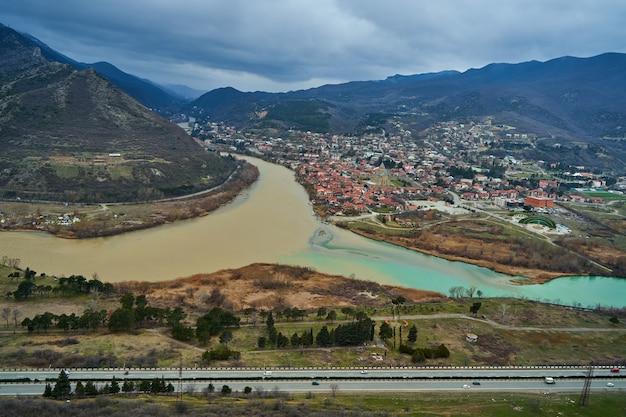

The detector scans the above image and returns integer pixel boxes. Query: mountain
[19,28,185,112]
[0,24,238,203]
[189,53,626,171]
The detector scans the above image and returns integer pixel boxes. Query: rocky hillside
[0,24,238,203]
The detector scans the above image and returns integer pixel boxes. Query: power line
[579,363,593,407]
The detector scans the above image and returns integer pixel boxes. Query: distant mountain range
[3,22,626,172]
[0,23,237,203]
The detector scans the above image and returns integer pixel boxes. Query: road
[0,366,622,396]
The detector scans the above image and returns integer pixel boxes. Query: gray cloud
[2,0,625,92]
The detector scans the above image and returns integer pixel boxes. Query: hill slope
[0,24,238,203]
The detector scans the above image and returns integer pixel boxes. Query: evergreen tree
[316,325,332,347]
[276,332,289,348]
[107,308,135,332]
[122,379,135,393]
[85,380,99,396]
[379,322,393,343]
[43,383,52,398]
[110,377,121,394]
[139,380,151,393]
[74,381,85,398]
[52,370,71,399]
[407,324,418,343]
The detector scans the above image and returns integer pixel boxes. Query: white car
[360,370,369,374]
[607,382,615,387]
[463,384,471,389]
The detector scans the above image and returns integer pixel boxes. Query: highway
[0,366,622,396]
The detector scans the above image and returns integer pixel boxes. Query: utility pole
[177,355,183,404]
[579,363,593,407]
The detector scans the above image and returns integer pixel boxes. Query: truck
[544,377,555,384]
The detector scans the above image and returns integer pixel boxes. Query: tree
[166,306,187,327]
[219,329,233,348]
[379,322,393,343]
[316,307,327,318]
[109,377,121,394]
[43,383,52,398]
[12,308,21,329]
[469,302,482,317]
[196,307,240,344]
[315,325,332,347]
[52,370,72,399]
[122,379,136,393]
[341,306,355,320]
[276,332,289,348]
[74,381,85,398]
[221,385,232,395]
[134,294,148,323]
[14,280,35,300]
[120,292,135,310]
[391,296,406,319]
[325,310,337,323]
[290,332,301,347]
[171,323,194,341]
[2,307,10,328]
[466,285,477,298]
[257,336,267,348]
[407,324,418,343]
[108,308,135,332]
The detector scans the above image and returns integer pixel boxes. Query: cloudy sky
[2,1,625,93]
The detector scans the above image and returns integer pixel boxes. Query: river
[1,156,625,308]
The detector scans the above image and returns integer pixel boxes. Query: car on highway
[462,384,470,389]
[607,382,615,387]
[360,370,369,374]
[262,371,272,377]
[312,381,320,385]
[472,381,481,385]
[611,367,620,373]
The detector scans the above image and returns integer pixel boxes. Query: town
[190,116,624,230]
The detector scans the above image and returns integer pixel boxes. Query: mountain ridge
[0,24,239,204]
[4,22,626,171]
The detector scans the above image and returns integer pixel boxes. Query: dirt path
[375,313,626,332]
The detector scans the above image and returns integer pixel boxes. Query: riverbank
[336,217,611,285]
[0,162,259,239]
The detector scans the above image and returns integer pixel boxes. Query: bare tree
[466,285,476,298]
[500,303,509,320]
[2,307,10,328]
[329,383,339,397]
[12,308,21,329]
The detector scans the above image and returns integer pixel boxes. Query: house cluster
[190,118,613,217]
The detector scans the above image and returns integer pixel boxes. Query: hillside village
[191,117,624,223]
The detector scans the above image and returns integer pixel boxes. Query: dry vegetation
[341,216,613,283]
[117,263,444,315]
